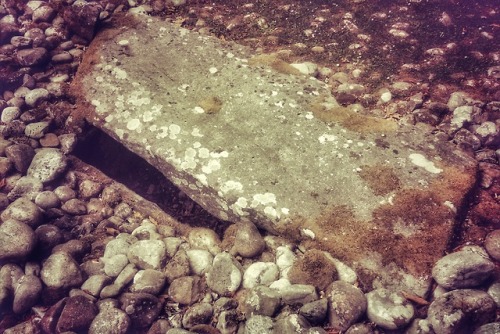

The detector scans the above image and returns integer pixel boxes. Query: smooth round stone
[27,148,67,183]
[484,230,500,261]
[104,254,129,277]
[168,276,205,305]
[16,47,48,66]
[428,289,496,334]
[81,274,112,297]
[24,88,50,107]
[52,51,73,63]
[188,227,221,255]
[3,321,39,334]
[186,249,213,276]
[325,281,367,331]
[245,315,274,334]
[1,196,43,227]
[25,121,50,139]
[1,106,21,122]
[52,239,88,261]
[182,302,213,329]
[114,202,132,218]
[5,144,35,173]
[164,237,184,258]
[345,323,375,334]
[299,298,328,325]
[0,220,36,261]
[54,185,77,202]
[113,264,138,289]
[432,248,496,289]
[274,314,311,333]
[89,307,130,334]
[131,223,161,240]
[244,285,281,317]
[206,252,242,296]
[277,283,318,306]
[79,179,103,199]
[366,288,414,330]
[35,191,60,209]
[0,158,10,177]
[32,5,56,22]
[487,282,500,307]
[7,175,43,201]
[473,323,500,334]
[275,246,296,278]
[103,235,136,259]
[101,185,121,205]
[40,252,84,289]
[130,269,165,294]
[12,274,43,314]
[39,133,60,147]
[0,138,12,155]
[164,249,190,283]
[243,262,279,289]
[34,224,63,251]
[127,239,166,270]
[232,222,266,258]
[61,198,87,215]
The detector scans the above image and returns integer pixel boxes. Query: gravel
[0,0,498,333]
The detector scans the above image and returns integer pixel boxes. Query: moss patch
[287,249,338,291]
[198,96,223,114]
[248,53,302,75]
[309,96,397,133]
[359,165,401,196]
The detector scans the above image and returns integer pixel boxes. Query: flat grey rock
[72,13,477,295]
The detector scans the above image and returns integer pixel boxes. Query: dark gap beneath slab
[73,126,231,236]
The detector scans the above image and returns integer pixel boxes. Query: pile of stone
[0,1,499,334]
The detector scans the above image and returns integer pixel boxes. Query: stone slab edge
[70,13,478,295]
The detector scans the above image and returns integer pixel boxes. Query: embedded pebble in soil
[40,252,84,290]
[366,288,414,330]
[428,289,497,334]
[1,196,43,227]
[27,148,67,183]
[0,220,36,261]
[432,247,496,290]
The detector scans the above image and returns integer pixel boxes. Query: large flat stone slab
[72,13,477,295]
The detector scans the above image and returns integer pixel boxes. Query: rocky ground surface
[0,0,499,334]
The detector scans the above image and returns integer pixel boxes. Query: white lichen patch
[251,193,277,207]
[230,197,249,216]
[318,134,338,144]
[191,128,204,137]
[220,180,244,194]
[193,106,205,114]
[264,206,278,218]
[117,39,129,46]
[202,159,221,174]
[301,228,316,239]
[195,174,208,186]
[169,124,181,139]
[209,67,218,74]
[409,153,442,174]
[126,118,141,131]
[198,147,210,159]
[112,67,128,80]
[443,201,457,213]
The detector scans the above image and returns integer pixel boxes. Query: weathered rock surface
[72,13,477,295]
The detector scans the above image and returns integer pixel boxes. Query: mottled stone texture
[72,13,476,296]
